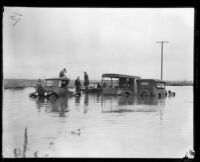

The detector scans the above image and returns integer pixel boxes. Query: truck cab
[137,79,167,98]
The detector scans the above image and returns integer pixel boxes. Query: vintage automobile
[29,78,72,99]
[101,73,141,96]
[137,79,167,98]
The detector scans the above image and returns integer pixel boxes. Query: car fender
[29,92,38,97]
[47,92,58,100]
[46,92,57,97]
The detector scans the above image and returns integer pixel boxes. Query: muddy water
[3,86,193,158]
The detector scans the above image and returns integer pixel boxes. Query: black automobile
[137,79,167,98]
[29,78,72,99]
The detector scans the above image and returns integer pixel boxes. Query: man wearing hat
[75,76,81,93]
[84,72,89,90]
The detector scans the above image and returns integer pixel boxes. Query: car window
[102,79,118,88]
[46,80,59,87]
[157,82,165,89]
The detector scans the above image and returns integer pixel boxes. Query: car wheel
[49,94,58,100]
[75,92,81,97]
[124,91,130,97]
[157,93,162,98]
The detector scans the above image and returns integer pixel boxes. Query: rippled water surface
[3,86,193,158]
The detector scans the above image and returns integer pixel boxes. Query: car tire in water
[48,94,58,100]
[75,92,81,97]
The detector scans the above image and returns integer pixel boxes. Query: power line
[156,41,169,80]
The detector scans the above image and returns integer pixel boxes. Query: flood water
[3,86,193,158]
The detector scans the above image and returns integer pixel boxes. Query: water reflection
[167,95,176,99]
[35,96,69,117]
[35,97,46,112]
[160,110,164,120]
[138,96,165,106]
[101,95,166,113]
[83,94,89,114]
[3,87,193,157]
[101,95,165,106]
[117,95,138,105]
[33,93,166,116]
[47,97,69,117]
[75,96,81,105]
[100,95,117,107]
[84,94,89,106]
[96,93,101,103]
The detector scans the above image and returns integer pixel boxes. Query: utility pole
[156,41,169,80]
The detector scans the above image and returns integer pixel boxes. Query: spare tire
[139,89,150,98]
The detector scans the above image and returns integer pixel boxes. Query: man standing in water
[75,76,81,94]
[84,72,89,90]
[35,79,45,96]
[59,68,67,78]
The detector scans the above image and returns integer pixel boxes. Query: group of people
[74,72,89,93]
[59,68,90,93]
[35,68,90,94]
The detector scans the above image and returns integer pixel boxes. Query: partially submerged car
[137,79,167,98]
[29,78,72,99]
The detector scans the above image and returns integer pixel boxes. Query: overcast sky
[3,7,194,81]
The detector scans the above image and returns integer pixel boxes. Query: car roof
[102,73,141,79]
[137,79,165,83]
[45,77,70,81]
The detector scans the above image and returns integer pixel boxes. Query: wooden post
[22,127,28,157]
[156,41,169,80]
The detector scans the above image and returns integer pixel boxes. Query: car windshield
[45,80,59,87]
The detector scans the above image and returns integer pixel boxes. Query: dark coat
[75,79,81,92]
[59,70,66,78]
[36,83,45,95]
[84,74,89,86]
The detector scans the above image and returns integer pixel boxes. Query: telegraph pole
[156,41,169,80]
